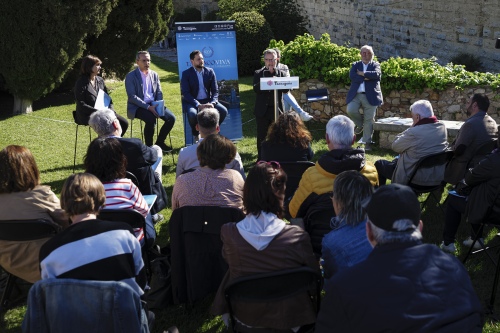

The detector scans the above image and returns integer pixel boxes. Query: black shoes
[155,141,172,152]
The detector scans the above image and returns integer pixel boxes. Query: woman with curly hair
[260,111,314,161]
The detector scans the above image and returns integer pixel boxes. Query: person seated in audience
[321,170,373,290]
[444,93,498,185]
[0,145,67,283]
[288,115,378,219]
[84,137,156,247]
[441,135,500,253]
[172,134,244,210]
[89,108,166,223]
[212,161,320,330]
[374,100,448,185]
[315,184,482,333]
[260,111,314,162]
[39,173,147,296]
[176,108,245,179]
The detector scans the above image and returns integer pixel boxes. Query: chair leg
[73,124,79,174]
[463,224,486,264]
[0,273,17,312]
[130,119,134,138]
[490,248,500,312]
[168,133,175,164]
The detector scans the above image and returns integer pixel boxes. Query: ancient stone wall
[297,0,500,72]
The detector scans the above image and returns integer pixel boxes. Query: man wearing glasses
[253,49,289,160]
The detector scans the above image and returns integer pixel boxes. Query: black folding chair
[130,117,175,164]
[224,266,322,333]
[304,89,332,114]
[279,161,315,201]
[0,219,60,312]
[72,110,92,173]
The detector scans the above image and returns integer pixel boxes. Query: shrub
[450,53,483,72]
[176,7,202,22]
[230,11,274,76]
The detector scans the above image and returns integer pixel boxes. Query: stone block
[447,105,461,113]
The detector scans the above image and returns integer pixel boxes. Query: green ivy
[269,33,500,94]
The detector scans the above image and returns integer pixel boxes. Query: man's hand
[357,69,365,76]
[197,103,214,111]
[148,105,159,118]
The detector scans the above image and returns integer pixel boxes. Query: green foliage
[86,0,174,79]
[204,10,220,21]
[450,52,484,72]
[270,33,500,93]
[175,7,202,22]
[229,11,274,76]
[0,0,118,102]
[219,0,307,43]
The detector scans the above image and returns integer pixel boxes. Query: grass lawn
[1,55,500,332]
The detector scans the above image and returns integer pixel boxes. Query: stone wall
[171,0,217,17]
[292,80,500,124]
[297,0,500,72]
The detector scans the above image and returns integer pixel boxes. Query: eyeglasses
[264,58,276,62]
[257,160,281,169]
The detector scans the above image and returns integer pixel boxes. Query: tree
[0,0,117,115]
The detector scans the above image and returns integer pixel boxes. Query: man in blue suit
[125,51,176,151]
[346,45,383,151]
[181,50,228,137]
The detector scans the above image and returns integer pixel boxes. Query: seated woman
[39,173,146,296]
[260,111,314,162]
[0,145,67,283]
[74,54,128,134]
[321,170,373,290]
[84,137,155,247]
[172,134,244,210]
[212,161,319,330]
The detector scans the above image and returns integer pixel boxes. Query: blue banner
[175,21,242,145]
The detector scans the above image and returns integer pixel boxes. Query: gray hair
[410,100,434,118]
[263,49,277,58]
[368,219,422,245]
[326,115,354,149]
[197,108,219,135]
[360,45,374,61]
[332,171,373,226]
[136,50,150,60]
[88,109,116,137]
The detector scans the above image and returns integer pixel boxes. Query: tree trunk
[13,95,33,115]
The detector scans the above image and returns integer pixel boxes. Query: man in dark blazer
[253,49,288,160]
[181,50,228,136]
[346,45,383,151]
[125,51,176,151]
[88,109,167,221]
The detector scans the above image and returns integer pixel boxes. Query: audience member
[288,115,378,218]
[74,55,128,134]
[172,134,244,210]
[84,137,156,247]
[375,100,448,185]
[89,109,166,222]
[346,45,383,151]
[39,173,146,297]
[212,161,319,330]
[441,136,500,253]
[176,108,245,179]
[181,50,228,136]
[260,111,314,162]
[444,93,498,185]
[253,48,289,159]
[0,145,67,283]
[125,50,176,151]
[274,48,313,122]
[321,171,373,289]
[315,184,482,333]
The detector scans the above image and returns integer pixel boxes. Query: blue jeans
[183,100,228,135]
[283,92,305,114]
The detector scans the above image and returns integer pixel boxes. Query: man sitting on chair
[176,108,245,179]
[181,50,228,137]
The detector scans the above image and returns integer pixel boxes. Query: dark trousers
[116,113,129,137]
[183,100,228,135]
[135,107,176,146]
[374,159,397,185]
[442,194,482,245]
[256,108,276,160]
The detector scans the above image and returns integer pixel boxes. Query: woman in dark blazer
[74,55,128,134]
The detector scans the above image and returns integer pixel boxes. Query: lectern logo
[267,80,273,86]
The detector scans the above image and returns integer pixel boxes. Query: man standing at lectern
[253,49,289,160]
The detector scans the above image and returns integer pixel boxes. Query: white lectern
[260,76,299,121]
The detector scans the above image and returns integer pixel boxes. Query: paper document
[95,89,111,109]
[152,100,165,116]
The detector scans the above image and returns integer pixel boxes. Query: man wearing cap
[315,184,482,333]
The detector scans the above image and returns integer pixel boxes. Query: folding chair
[224,266,322,333]
[0,219,60,312]
[72,110,92,173]
[279,161,315,201]
[130,117,175,164]
[407,150,454,214]
[304,89,332,114]
[302,192,335,257]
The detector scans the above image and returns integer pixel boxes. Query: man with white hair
[374,99,448,185]
[288,115,378,218]
[315,184,482,332]
[345,45,383,151]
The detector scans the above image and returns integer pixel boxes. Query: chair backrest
[97,209,146,229]
[280,161,315,200]
[72,110,88,126]
[22,278,149,333]
[125,171,140,188]
[224,266,322,331]
[469,138,498,169]
[305,88,329,101]
[0,219,60,241]
[169,205,245,304]
[303,192,335,256]
[408,150,454,186]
